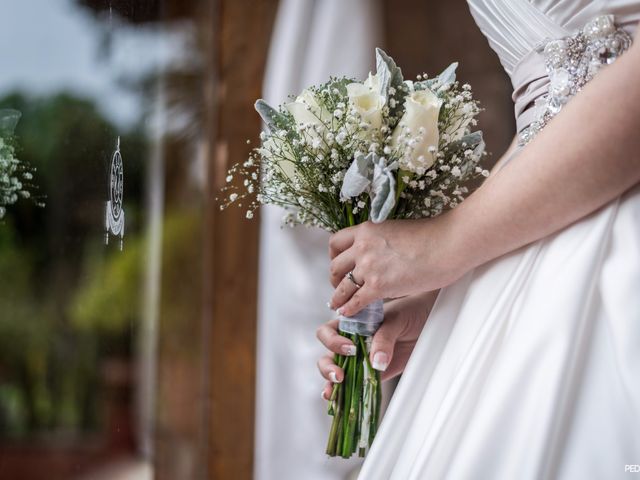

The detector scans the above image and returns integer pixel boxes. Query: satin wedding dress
[359,1,640,479]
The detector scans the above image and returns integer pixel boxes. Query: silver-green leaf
[254,99,282,132]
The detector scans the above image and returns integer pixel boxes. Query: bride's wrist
[435,205,480,280]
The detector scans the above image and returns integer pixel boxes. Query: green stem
[391,169,410,217]
[370,369,382,447]
[351,341,364,455]
[341,349,357,457]
[326,403,341,455]
[347,203,356,227]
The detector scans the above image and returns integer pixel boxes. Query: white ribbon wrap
[338,299,384,336]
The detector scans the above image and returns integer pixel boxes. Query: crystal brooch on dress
[518,15,632,146]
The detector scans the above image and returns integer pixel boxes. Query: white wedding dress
[359,1,640,479]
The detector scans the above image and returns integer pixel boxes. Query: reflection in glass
[0,1,212,478]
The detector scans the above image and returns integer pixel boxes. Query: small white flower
[229,193,238,202]
[226,175,233,182]
[246,210,254,219]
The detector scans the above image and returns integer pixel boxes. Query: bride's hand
[328,215,467,316]
[317,291,438,399]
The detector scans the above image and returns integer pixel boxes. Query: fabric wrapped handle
[338,299,384,336]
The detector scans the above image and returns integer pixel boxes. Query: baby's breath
[220,60,487,231]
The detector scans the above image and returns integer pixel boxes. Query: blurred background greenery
[0,91,148,438]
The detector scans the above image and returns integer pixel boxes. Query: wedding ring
[346,270,363,289]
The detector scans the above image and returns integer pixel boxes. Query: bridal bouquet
[221,49,488,457]
[0,109,42,219]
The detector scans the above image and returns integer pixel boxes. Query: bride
[316,1,640,478]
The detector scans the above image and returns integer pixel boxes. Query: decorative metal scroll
[105,136,124,250]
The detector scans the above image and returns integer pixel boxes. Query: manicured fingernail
[341,344,356,356]
[327,301,333,309]
[336,308,344,316]
[372,352,389,371]
[329,371,340,383]
[321,390,327,400]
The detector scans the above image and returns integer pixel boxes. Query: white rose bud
[259,136,297,179]
[285,89,330,136]
[391,88,442,173]
[346,73,385,131]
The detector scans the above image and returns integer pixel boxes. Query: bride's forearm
[447,31,640,272]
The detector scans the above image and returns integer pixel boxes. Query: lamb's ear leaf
[423,62,458,90]
[450,130,483,152]
[369,161,396,223]
[341,153,374,199]
[0,109,21,134]
[450,131,486,177]
[375,48,405,118]
[437,62,458,86]
[254,99,283,131]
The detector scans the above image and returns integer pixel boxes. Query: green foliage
[0,91,148,438]
[70,237,143,333]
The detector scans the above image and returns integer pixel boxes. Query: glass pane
[0,1,212,478]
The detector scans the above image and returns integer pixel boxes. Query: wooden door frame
[204,1,278,478]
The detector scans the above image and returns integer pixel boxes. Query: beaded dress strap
[517,15,632,147]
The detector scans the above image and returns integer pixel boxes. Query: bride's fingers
[337,286,376,317]
[317,354,344,383]
[329,272,361,310]
[380,342,415,381]
[316,319,357,356]
[329,250,356,288]
[328,226,356,259]
[369,315,407,372]
[321,381,333,400]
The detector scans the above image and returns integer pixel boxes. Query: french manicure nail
[336,308,344,316]
[372,352,389,372]
[326,301,333,309]
[321,390,327,400]
[329,371,340,383]
[341,344,357,356]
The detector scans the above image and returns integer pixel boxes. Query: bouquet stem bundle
[325,333,381,457]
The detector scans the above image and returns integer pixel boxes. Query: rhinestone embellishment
[518,15,632,146]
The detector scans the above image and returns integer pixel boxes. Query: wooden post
[204,0,277,479]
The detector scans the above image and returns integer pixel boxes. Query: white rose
[363,72,381,92]
[346,73,385,130]
[259,136,297,179]
[285,89,330,136]
[391,88,441,173]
